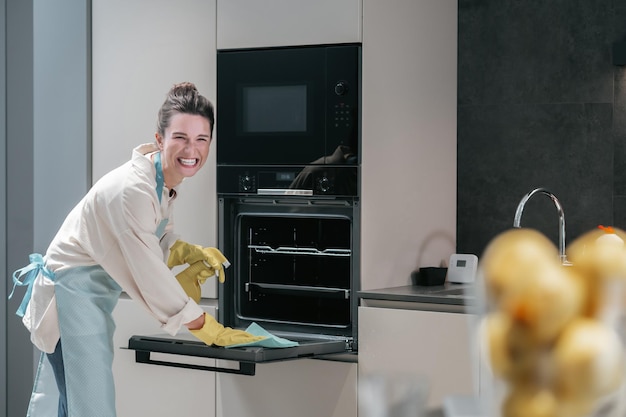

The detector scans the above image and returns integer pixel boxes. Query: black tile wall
[457,0,626,257]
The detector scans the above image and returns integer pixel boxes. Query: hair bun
[170,82,198,95]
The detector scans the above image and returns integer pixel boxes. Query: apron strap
[154,151,165,204]
[153,151,169,238]
[9,253,55,317]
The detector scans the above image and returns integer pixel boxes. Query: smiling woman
[155,82,213,188]
[156,112,212,188]
[8,82,262,417]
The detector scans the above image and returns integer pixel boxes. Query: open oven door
[127,330,352,376]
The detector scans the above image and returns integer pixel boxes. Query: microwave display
[217,43,360,166]
[243,84,307,133]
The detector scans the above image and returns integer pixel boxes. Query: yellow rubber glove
[167,240,207,268]
[168,241,230,283]
[175,261,214,303]
[199,247,230,283]
[190,313,267,347]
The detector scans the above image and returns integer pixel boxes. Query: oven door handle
[133,350,256,375]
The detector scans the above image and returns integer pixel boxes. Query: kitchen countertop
[358,282,477,313]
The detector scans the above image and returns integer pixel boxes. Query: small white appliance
[447,254,478,283]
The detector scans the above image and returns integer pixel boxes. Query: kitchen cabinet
[358,302,477,410]
[216,358,357,417]
[216,0,362,49]
[92,0,218,298]
[113,299,358,417]
[360,0,457,291]
[112,297,217,417]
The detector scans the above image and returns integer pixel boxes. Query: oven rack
[248,245,351,257]
[245,282,350,299]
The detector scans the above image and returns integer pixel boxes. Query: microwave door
[217,47,327,165]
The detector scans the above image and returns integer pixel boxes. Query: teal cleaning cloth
[225,322,300,348]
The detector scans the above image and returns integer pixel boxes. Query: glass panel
[241,290,351,327]
[236,215,353,326]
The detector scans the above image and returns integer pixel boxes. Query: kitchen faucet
[513,187,569,265]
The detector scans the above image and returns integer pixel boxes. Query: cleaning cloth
[225,322,299,348]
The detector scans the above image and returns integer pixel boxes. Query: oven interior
[219,197,360,349]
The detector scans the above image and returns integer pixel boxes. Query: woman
[10,82,263,417]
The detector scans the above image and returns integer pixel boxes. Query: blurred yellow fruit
[502,385,557,417]
[482,312,552,383]
[553,393,595,417]
[481,228,559,306]
[568,227,626,280]
[499,262,584,344]
[553,318,624,398]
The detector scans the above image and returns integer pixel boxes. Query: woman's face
[156,112,212,188]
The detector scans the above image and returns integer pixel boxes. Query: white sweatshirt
[42,143,203,338]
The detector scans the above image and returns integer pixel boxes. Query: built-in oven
[128,43,361,374]
[218,194,359,344]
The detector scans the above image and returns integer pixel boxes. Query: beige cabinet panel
[358,306,477,410]
[217,0,362,49]
[216,358,357,417]
[360,0,457,291]
[92,0,219,298]
[112,298,217,417]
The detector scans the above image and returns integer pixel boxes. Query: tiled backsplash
[457,0,626,257]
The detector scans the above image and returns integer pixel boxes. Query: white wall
[92,0,218,296]
[91,0,217,233]
[360,0,458,290]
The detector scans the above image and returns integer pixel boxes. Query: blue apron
[11,152,168,417]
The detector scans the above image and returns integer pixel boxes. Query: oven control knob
[240,175,253,192]
[318,176,331,193]
[334,81,348,96]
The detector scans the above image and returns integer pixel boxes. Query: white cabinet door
[112,298,217,417]
[358,306,477,410]
[92,0,219,298]
[360,0,458,291]
[216,0,362,49]
[216,358,357,417]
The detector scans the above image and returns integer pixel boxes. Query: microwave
[216,43,361,167]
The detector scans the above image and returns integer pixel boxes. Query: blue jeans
[46,341,67,417]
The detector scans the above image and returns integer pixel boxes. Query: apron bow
[9,253,55,317]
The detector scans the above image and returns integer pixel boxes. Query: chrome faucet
[513,187,568,265]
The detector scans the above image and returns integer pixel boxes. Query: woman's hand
[185,313,205,330]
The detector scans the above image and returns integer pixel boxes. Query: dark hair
[156,82,215,137]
